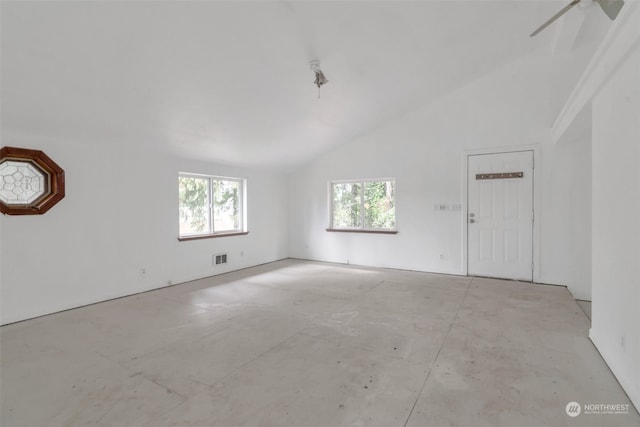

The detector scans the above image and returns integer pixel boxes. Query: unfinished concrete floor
[1,259,638,427]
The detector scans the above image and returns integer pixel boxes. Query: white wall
[0,132,288,325]
[288,51,593,298]
[0,31,601,324]
[590,43,640,410]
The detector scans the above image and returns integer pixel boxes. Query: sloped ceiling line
[552,1,640,143]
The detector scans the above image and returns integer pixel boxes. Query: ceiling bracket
[310,60,328,99]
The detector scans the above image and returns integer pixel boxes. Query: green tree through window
[179,176,209,234]
[332,182,362,228]
[331,179,395,231]
[179,174,245,237]
[364,181,395,229]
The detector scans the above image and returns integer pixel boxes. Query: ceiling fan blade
[530,0,582,37]
[595,0,624,20]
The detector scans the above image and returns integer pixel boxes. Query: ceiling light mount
[310,60,328,98]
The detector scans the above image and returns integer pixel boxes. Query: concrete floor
[1,259,637,427]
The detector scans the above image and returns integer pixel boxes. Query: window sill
[178,231,249,241]
[325,229,398,235]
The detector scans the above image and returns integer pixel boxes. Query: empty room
[1,0,639,426]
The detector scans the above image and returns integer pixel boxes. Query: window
[0,146,65,215]
[329,178,396,232]
[178,173,246,239]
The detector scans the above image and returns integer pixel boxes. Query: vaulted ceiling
[1,1,612,169]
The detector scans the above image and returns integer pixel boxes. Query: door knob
[469,219,476,223]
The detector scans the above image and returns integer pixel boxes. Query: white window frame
[328,177,397,232]
[178,172,247,239]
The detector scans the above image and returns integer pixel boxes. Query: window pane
[364,181,396,229]
[179,176,210,236]
[332,182,362,228]
[213,179,240,232]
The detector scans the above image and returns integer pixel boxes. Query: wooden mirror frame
[0,146,65,215]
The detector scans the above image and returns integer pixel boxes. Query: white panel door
[467,151,534,281]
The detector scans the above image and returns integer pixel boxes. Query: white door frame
[461,145,541,282]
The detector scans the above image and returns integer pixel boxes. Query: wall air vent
[214,254,227,265]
